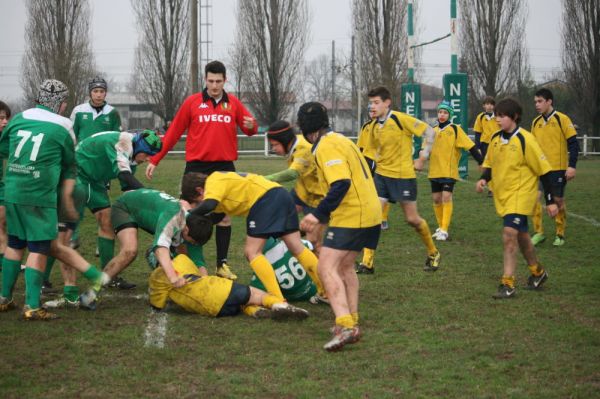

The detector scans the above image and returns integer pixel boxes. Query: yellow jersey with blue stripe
[203,171,280,216]
[428,123,476,179]
[531,111,577,171]
[288,135,324,208]
[148,255,233,316]
[356,119,377,160]
[473,112,501,144]
[483,128,552,217]
[313,132,381,228]
[372,110,428,179]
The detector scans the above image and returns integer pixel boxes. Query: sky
[0,0,563,103]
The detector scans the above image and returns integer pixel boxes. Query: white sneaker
[309,293,330,305]
[435,230,449,241]
[432,228,441,239]
[44,296,80,309]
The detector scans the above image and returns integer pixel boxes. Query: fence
[166,134,600,157]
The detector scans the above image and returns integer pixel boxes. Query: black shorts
[184,160,236,175]
[374,174,417,202]
[247,188,299,238]
[430,178,456,193]
[290,188,316,215]
[323,225,381,251]
[503,214,529,232]
[538,170,567,198]
[217,283,251,317]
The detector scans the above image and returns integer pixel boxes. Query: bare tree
[232,0,310,125]
[352,0,410,102]
[130,0,189,123]
[20,0,97,111]
[227,41,250,101]
[562,0,600,138]
[459,0,528,100]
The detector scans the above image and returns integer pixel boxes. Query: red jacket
[151,89,257,164]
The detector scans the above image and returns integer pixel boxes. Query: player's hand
[476,179,487,193]
[170,275,186,288]
[146,163,156,180]
[565,167,576,181]
[300,213,319,233]
[243,116,255,130]
[546,203,559,218]
[413,157,425,171]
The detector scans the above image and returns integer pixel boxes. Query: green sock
[24,267,43,309]
[72,225,80,241]
[63,285,79,302]
[2,258,22,299]
[82,265,102,282]
[97,237,115,269]
[43,256,56,281]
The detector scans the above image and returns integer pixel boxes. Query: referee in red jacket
[146,61,257,280]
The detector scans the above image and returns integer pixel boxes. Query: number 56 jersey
[0,105,76,208]
[249,238,317,302]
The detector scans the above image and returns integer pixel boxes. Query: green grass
[1,157,600,398]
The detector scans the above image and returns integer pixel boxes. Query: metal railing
[165,134,600,157]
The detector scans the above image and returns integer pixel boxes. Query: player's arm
[415,125,435,171]
[155,246,186,287]
[264,168,299,183]
[235,98,258,136]
[115,136,144,190]
[566,136,579,180]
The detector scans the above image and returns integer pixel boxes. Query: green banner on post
[401,83,423,159]
[442,73,470,178]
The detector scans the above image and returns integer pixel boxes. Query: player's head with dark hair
[180,172,209,203]
[482,96,495,106]
[534,88,553,102]
[0,101,11,132]
[297,102,330,143]
[267,120,296,155]
[367,86,392,102]
[205,60,226,79]
[185,212,213,246]
[495,98,522,124]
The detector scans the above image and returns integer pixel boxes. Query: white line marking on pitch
[144,310,168,349]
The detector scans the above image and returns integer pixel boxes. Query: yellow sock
[532,200,544,234]
[351,312,359,324]
[433,203,443,228]
[249,255,284,299]
[501,275,516,288]
[241,305,261,316]
[361,248,375,268]
[261,293,283,308]
[555,206,566,237]
[528,263,544,277]
[335,314,355,329]
[441,201,453,231]
[382,202,390,222]
[416,219,438,255]
[295,247,325,295]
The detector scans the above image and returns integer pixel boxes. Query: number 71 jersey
[249,238,317,302]
[0,105,76,208]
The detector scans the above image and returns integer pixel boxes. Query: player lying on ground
[78,189,212,310]
[149,254,309,320]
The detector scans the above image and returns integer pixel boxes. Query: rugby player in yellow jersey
[530,88,579,247]
[263,120,327,258]
[475,99,558,299]
[365,86,440,272]
[149,254,309,320]
[429,101,483,241]
[473,96,500,197]
[297,102,381,352]
[181,171,325,303]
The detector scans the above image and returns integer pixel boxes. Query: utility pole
[407,0,415,83]
[331,40,336,130]
[190,0,199,93]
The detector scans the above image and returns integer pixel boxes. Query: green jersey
[114,189,185,249]
[76,131,135,183]
[250,238,317,301]
[0,105,76,208]
[70,102,121,141]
